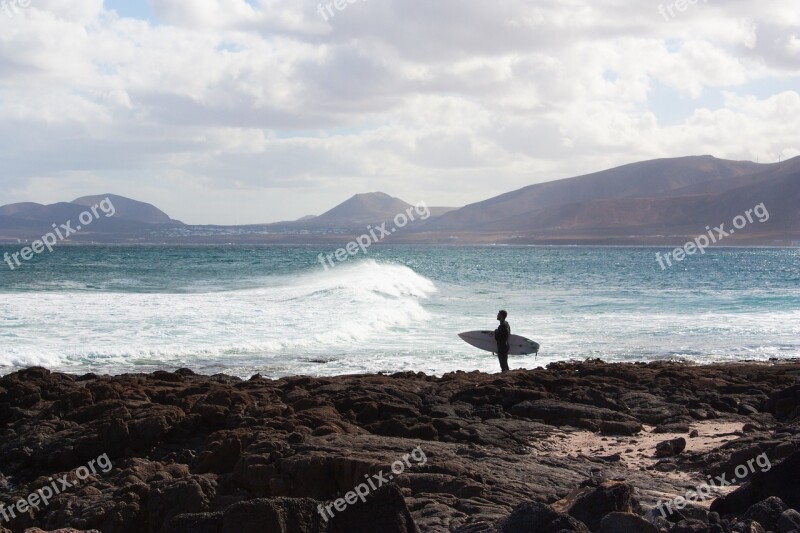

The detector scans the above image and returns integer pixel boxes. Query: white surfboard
[458,330,540,356]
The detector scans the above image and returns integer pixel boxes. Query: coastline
[1,359,798,532]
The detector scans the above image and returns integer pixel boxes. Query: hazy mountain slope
[421,156,764,232]
[477,157,799,236]
[286,192,456,229]
[650,158,797,198]
[315,192,413,224]
[72,194,180,225]
[0,194,183,239]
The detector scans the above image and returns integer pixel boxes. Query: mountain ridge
[1,155,797,244]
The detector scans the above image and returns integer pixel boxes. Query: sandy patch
[534,421,744,486]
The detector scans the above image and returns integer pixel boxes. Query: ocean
[1,245,798,378]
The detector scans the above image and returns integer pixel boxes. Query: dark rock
[168,512,224,533]
[671,520,712,533]
[473,405,506,420]
[510,399,638,427]
[729,446,766,469]
[739,404,759,416]
[147,476,216,529]
[654,423,691,434]
[766,384,800,421]
[730,521,766,533]
[656,438,686,457]
[222,497,326,533]
[777,509,800,533]
[600,421,643,436]
[598,512,658,533]
[2,360,800,532]
[742,496,787,531]
[565,481,637,532]
[773,441,797,460]
[498,501,589,533]
[326,484,419,533]
[712,451,800,515]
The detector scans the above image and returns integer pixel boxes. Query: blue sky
[103,0,156,22]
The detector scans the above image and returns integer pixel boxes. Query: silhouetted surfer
[495,310,510,372]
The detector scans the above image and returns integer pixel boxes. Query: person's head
[497,310,507,321]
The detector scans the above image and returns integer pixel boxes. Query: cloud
[0,0,797,224]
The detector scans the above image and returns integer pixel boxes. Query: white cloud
[0,0,797,224]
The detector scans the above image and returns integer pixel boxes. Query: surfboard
[458,330,540,356]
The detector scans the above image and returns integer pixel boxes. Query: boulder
[742,496,788,531]
[598,512,658,533]
[777,509,800,533]
[670,520,712,533]
[168,512,224,533]
[600,421,643,436]
[565,481,638,532]
[712,451,800,515]
[222,497,325,533]
[510,400,638,427]
[326,484,419,533]
[656,438,686,457]
[498,501,589,533]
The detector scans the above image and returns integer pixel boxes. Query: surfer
[495,310,510,372]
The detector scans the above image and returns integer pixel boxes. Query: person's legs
[498,350,510,372]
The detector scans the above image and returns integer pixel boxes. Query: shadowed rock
[0,360,798,532]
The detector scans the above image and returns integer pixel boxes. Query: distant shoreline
[1,240,798,248]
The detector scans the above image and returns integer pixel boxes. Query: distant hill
[318,192,413,224]
[527,156,800,236]
[0,194,183,241]
[72,194,180,225]
[416,155,799,242]
[288,192,457,229]
[420,156,765,232]
[1,157,797,245]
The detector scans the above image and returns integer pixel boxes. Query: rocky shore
[1,360,799,533]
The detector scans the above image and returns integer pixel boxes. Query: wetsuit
[495,320,510,372]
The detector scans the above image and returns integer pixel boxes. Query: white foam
[0,260,437,374]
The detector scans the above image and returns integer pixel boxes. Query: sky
[0,0,798,224]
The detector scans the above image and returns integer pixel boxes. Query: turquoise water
[1,245,798,377]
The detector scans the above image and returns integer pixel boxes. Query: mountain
[420,156,766,233]
[0,194,183,241]
[72,194,180,225]
[406,155,799,244]
[317,192,413,224]
[1,157,797,244]
[287,192,457,229]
